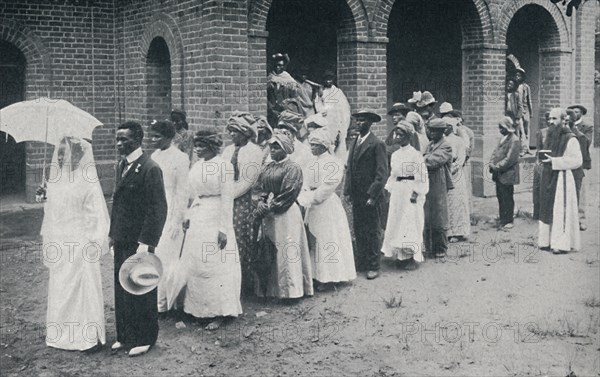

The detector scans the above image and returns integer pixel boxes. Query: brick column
[248,30,268,116]
[539,47,572,114]
[462,44,507,197]
[573,2,597,118]
[338,36,388,138]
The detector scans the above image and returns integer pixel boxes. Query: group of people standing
[38,53,593,357]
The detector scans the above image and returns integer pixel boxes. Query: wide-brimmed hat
[498,116,516,133]
[119,252,163,295]
[387,102,412,115]
[352,109,381,123]
[426,118,448,130]
[416,91,436,108]
[271,52,290,65]
[516,67,526,74]
[567,104,587,115]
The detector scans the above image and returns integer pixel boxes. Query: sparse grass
[514,208,534,220]
[528,313,590,338]
[380,294,402,309]
[584,296,600,308]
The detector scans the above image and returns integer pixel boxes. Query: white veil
[40,137,110,254]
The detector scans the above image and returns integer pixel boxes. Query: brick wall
[0,0,118,201]
[1,0,595,202]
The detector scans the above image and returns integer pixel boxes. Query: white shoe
[111,341,124,351]
[503,223,514,229]
[128,345,151,357]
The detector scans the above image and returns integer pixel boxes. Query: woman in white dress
[298,128,356,289]
[41,137,109,351]
[381,122,429,270]
[181,126,241,330]
[149,120,189,313]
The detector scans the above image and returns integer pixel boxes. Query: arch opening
[145,37,172,148]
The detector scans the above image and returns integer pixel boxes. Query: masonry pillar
[248,30,268,116]
[338,36,388,137]
[462,44,507,197]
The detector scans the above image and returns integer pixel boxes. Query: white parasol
[0,98,103,182]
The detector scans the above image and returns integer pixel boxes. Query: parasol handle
[41,105,49,184]
[178,227,188,259]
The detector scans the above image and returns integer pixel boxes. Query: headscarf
[194,126,223,154]
[308,127,334,148]
[269,129,295,154]
[304,113,328,129]
[405,111,425,133]
[277,110,304,134]
[395,120,414,135]
[227,111,257,140]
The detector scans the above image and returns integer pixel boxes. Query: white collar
[575,118,582,125]
[126,147,143,164]
[358,132,371,143]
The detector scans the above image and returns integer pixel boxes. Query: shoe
[128,345,151,357]
[580,223,587,231]
[540,246,551,252]
[111,341,124,351]
[449,237,460,243]
[503,223,514,229]
[435,252,446,258]
[82,342,103,354]
[552,249,568,255]
[366,271,379,280]
[403,259,419,271]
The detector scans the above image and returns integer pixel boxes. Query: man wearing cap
[413,91,437,124]
[315,70,351,162]
[567,104,592,231]
[489,117,521,229]
[109,121,168,356]
[344,110,389,279]
[538,108,582,254]
[515,68,533,155]
[423,118,453,259]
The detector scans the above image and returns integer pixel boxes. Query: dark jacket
[344,133,389,203]
[576,121,592,170]
[489,133,521,185]
[109,152,168,246]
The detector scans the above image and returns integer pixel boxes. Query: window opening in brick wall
[145,36,172,151]
[0,40,26,197]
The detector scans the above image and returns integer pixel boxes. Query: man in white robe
[538,108,583,253]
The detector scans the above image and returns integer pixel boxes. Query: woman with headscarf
[267,53,301,128]
[253,129,314,299]
[381,122,429,270]
[41,137,109,351]
[171,109,195,164]
[254,115,274,165]
[297,128,356,289]
[405,111,429,155]
[149,119,190,313]
[277,109,315,174]
[444,118,471,242]
[221,111,264,295]
[180,126,241,330]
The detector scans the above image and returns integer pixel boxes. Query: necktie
[231,146,241,181]
[121,159,132,178]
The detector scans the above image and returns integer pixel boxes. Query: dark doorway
[0,41,26,196]
[507,5,557,148]
[387,0,463,113]
[266,0,352,83]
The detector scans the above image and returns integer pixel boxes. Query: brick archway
[497,0,570,48]
[373,0,494,45]
[139,13,185,110]
[0,18,52,96]
[248,0,369,37]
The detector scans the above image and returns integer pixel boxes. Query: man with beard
[538,108,582,254]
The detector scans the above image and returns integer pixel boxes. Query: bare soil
[1,153,599,377]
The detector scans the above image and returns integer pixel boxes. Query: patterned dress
[221,142,264,293]
[446,133,471,238]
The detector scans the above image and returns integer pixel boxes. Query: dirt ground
[1,151,599,377]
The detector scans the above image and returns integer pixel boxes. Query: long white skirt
[45,235,106,350]
[447,166,471,238]
[181,197,242,318]
[538,170,580,251]
[305,194,356,283]
[382,182,425,262]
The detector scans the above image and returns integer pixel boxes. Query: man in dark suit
[489,117,521,229]
[344,109,389,280]
[109,121,167,357]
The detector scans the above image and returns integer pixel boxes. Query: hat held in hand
[119,251,163,295]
